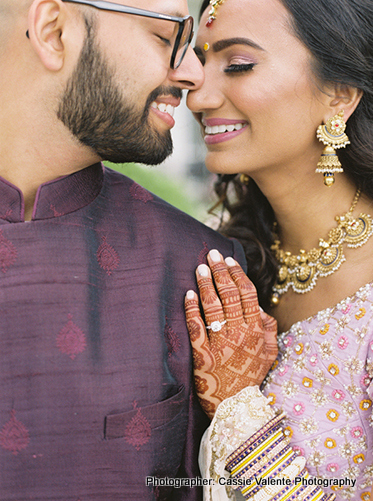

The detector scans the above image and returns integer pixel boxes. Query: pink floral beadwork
[261,281,373,501]
[278,365,289,376]
[332,389,345,402]
[338,335,349,349]
[327,463,339,473]
[292,445,305,456]
[361,374,371,387]
[283,336,293,347]
[293,403,305,416]
[351,427,363,439]
[309,354,318,366]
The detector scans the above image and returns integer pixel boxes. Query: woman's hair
[199,0,373,310]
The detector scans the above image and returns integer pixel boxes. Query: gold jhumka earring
[315,110,350,186]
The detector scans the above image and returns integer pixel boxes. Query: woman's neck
[253,169,368,253]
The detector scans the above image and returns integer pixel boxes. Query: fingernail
[198,264,209,277]
[259,306,264,312]
[186,290,195,299]
[209,249,221,262]
[225,257,235,267]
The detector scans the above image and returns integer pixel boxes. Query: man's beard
[57,18,181,165]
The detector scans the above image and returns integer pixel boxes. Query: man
[0,0,246,499]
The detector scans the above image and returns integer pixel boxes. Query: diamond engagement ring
[206,320,227,332]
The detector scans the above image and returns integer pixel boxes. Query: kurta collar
[0,163,104,223]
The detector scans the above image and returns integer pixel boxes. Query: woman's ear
[27,0,68,71]
[323,84,363,123]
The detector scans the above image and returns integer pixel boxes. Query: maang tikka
[316,110,350,187]
[206,0,225,27]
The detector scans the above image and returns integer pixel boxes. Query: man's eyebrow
[212,37,265,52]
[161,11,185,19]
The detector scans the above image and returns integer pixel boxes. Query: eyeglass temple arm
[62,0,185,22]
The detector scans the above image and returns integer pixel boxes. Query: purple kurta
[0,163,245,501]
[263,283,373,500]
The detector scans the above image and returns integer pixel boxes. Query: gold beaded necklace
[271,189,373,305]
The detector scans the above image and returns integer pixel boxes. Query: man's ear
[27,0,69,71]
[323,84,363,123]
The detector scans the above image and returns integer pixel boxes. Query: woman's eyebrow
[212,37,265,52]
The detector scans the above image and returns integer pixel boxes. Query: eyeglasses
[62,0,194,69]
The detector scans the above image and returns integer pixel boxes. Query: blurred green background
[104,161,211,221]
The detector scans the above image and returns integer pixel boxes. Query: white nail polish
[187,290,195,299]
[198,264,209,277]
[225,257,235,267]
[209,249,221,262]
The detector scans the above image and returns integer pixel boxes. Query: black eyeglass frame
[62,0,194,69]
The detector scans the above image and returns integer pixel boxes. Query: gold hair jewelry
[206,0,225,28]
[316,110,350,187]
[204,42,210,52]
[271,189,373,305]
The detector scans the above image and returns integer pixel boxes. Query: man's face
[57,14,182,165]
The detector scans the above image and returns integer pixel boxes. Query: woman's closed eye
[225,63,256,74]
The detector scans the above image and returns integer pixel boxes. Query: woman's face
[187,0,331,178]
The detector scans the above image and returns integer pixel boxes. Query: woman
[184,0,373,499]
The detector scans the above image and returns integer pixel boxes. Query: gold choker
[271,190,373,305]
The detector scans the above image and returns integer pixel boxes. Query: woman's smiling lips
[202,118,248,145]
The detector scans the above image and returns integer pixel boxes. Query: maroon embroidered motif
[1,208,13,219]
[50,204,63,217]
[124,402,151,451]
[97,236,120,275]
[198,242,209,265]
[164,318,181,357]
[129,182,154,203]
[154,486,161,500]
[0,410,30,455]
[56,314,87,359]
[0,229,17,272]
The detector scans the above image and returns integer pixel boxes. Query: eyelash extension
[224,63,255,74]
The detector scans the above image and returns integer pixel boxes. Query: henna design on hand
[187,318,202,342]
[195,375,209,394]
[185,251,278,419]
[193,348,204,370]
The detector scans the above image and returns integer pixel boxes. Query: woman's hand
[185,249,277,419]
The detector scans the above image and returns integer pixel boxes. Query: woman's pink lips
[204,125,248,145]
